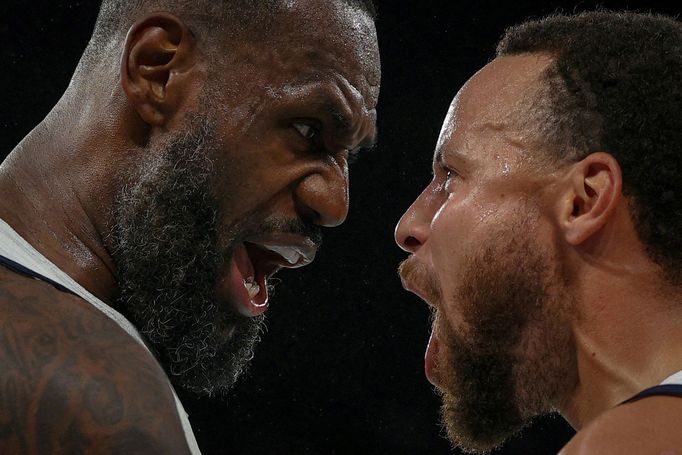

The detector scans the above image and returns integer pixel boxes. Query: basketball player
[0,0,379,452]
[396,11,682,454]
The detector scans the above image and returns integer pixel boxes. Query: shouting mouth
[402,276,443,386]
[399,258,443,386]
[223,234,318,317]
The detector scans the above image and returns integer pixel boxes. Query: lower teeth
[244,279,260,299]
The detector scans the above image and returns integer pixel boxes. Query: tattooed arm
[0,268,192,454]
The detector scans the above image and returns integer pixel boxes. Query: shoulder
[0,266,192,454]
[560,394,682,455]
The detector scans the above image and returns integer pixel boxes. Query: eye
[293,122,318,139]
[443,168,461,193]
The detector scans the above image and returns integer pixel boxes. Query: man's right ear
[120,13,197,127]
[556,152,623,246]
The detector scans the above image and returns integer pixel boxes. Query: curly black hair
[497,11,682,285]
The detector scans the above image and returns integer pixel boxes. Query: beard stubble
[400,219,578,453]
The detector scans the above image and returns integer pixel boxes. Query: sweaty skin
[396,54,682,454]
[0,1,379,452]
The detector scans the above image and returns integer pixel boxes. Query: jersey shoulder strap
[0,253,75,295]
[622,384,682,405]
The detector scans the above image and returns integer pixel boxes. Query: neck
[559,266,682,429]
[0,86,135,304]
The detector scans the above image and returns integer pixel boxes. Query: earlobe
[120,13,196,127]
[560,152,623,245]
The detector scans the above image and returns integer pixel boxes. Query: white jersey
[0,218,202,455]
[660,370,682,386]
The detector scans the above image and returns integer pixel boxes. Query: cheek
[212,137,285,213]
[429,203,471,317]
[430,199,478,272]
[429,198,496,323]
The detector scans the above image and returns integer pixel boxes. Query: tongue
[425,329,440,386]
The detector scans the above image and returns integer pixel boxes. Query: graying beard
[109,118,263,396]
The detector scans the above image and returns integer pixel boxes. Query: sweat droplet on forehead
[434,54,557,173]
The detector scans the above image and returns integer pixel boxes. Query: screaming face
[396,54,578,452]
[399,219,576,452]
[110,0,380,396]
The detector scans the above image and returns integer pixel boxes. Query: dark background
[1,1,678,454]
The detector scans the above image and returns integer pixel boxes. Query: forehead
[229,0,380,106]
[435,54,554,165]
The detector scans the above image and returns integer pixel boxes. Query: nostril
[403,235,422,250]
[293,197,320,226]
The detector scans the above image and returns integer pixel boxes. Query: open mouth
[223,234,318,317]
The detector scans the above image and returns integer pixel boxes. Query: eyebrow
[321,99,378,156]
[434,150,444,165]
[323,102,353,131]
[360,126,378,149]
[434,147,471,171]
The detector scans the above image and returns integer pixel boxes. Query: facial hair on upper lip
[398,257,442,305]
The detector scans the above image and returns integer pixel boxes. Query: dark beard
[437,230,576,453]
[109,118,264,397]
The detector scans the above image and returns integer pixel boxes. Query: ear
[557,152,623,245]
[121,13,197,127]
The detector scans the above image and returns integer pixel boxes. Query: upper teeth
[244,278,260,299]
[262,245,301,265]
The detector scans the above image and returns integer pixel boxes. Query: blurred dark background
[1,1,678,453]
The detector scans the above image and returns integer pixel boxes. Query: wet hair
[496,11,682,285]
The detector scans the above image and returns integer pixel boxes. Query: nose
[294,163,349,227]
[395,186,435,253]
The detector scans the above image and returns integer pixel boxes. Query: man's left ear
[557,152,623,245]
[120,12,198,128]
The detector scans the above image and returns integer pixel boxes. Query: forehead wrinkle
[472,120,512,133]
[472,121,529,151]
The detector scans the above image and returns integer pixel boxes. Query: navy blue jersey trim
[622,384,682,405]
[0,254,75,295]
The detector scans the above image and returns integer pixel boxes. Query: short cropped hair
[80,0,376,75]
[497,11,682,285]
